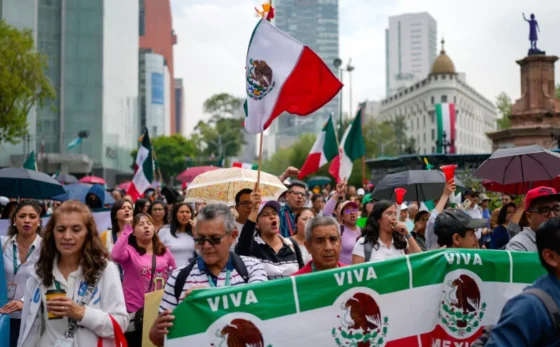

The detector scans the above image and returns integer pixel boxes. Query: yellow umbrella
[184,167,287,205]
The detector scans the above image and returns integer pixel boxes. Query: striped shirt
[158,255,267,313]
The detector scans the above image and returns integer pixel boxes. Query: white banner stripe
[291,276,300,313]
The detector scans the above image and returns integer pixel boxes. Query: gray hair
[304,216,341,242]
[195,204,236,234]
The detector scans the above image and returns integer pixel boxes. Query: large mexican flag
[166,249,544,346]
[243,19,342,134]
[436,103,456,154]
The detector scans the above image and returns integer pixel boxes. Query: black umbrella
[0,168,65,199]
[55,173,78,184]
[372,170,465,202]
[474,145,560,184]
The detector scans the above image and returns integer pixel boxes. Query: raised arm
[111,221,133,264]
[522,13,529,22]
[323,180,346,216]
[235,190,261,256]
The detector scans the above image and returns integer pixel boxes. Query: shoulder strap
[340,224,345,236]
[229,252,249,283]
[2,235,14,252]
[289,240,304,269]
[524,288,560,332]
[148,253,157,292]
[174,258,197,301]
[364,240,373,262]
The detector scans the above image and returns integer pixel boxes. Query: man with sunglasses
[506,186,560,252]
[149,204,267,347]
[279,181,308,238]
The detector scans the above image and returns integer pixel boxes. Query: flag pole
[256,131,264,190]
[361,106,366,187]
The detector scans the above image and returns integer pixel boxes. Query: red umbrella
[116,181,131,191]
[482,176,560,195]
[79,175,106,185]
[176,166,219,183]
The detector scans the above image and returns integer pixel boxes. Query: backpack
[173,251,249,301]
[471,288,560,346]
[288,238,305,269]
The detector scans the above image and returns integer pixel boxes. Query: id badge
[7,283,17,300]
[54,338,73,347]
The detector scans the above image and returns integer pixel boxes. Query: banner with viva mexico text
[166,249,545,347]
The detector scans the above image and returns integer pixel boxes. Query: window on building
[431,96,434,105]
[423,133,426,143]
[441,95,448,103]
[431,129,435,141]
[417,117,419,128]
[432,146,435,153]
[423,115,426,127]
[454,96,457,103]
[139,0,145,36]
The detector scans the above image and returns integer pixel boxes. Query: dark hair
[414,210,430,223]
[128,213,166,256]
[112,189,124,199]
[502,194,515,200]
[311,194,324,203]
[133,198,149,216]
[535,216,560,273]
[7,200,43,237]
[361,200,407,250]
[37,201,109,286]
[1,201,18,220]
[497,202,516,225]
[110,199,133,237]
[434,219,471,248]
[170,202,193,238]
[148,199,168,224]
[235,189,253,205]
[288,181,307,191]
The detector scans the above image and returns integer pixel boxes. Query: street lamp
[333,58,356,138]
[346,59,355,117]
[333,58,343,138]
[435,131,454,154]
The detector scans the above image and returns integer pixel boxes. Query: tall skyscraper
[139,0,178,134]
[385,12,437,97]
[269,0,340,152]
[174,79,184,135]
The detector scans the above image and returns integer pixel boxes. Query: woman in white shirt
[352,200,422,264]
[0,201,43,347]
[158,202,196,267]
[17,200,129,347]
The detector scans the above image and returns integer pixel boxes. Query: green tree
[130,134,198,184]
[556,84,560,100]
[0,20,55,145]
[496,92,512,129]
[262,134,317,175]
[194,93,246,157]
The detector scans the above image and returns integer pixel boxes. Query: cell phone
[463,199,472,210]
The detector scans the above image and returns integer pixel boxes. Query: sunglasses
[528,205,560,217]
[344,209,359,214]
[193,234,228,246]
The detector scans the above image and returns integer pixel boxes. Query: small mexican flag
[435,103,456,153]
[23,151,37,171]
[243,19,342,134]
[298,114,338,179]
[328,108,365,182]
[232,162,257,170]
[127,129,154,201]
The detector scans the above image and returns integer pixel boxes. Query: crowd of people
[0,165,559,346]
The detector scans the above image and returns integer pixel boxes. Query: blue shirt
[486,273,560,346]
[197,255,234,286]
[482,208,491,242]
[279,204,296,238]
[490,225,510,249]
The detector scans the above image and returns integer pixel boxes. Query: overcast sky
[171,0,560,135]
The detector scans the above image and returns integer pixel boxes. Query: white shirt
[465,205,483,240]
[1,234,42,319]
[352,236,406,263]
[158,227,196,268]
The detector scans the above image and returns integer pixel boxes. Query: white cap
[400,202,408,210]
[357,188,365,196]
[0,196,8,206]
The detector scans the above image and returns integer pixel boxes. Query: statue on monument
[523,13,543,55]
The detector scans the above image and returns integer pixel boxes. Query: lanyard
[285,211,294,236]
[54,280,62,291]
[207,269,230,288]
[311,262,317,272]
[12,243,35,276]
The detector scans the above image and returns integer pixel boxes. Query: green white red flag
[298,114,338,179]
[232,162,258,170]
[243,19,342,134]
[165,249,544,346]
[328,108,365,182]
[436,103,456,153]
[127,129,154,201]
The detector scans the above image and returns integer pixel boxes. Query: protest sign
[166,249,544,347]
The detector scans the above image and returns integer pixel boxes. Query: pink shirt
[112,225,176,312]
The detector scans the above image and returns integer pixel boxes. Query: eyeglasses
[344,209,359,214]
[289,191,306,197]
[528,205,560,217]
[193,234,228,246]
[152,208,165,212]
[237,201,251,206]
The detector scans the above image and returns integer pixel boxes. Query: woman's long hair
[7,200,43,237]
[498,202,517,225]
[361,200,407,250]
[110,199,133,238]
[133,198,149,217]
[128,213,166,256]
[148,200,168,225]
[169,202,193,238]
[36,201,109,286]
[0,201,18,220]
